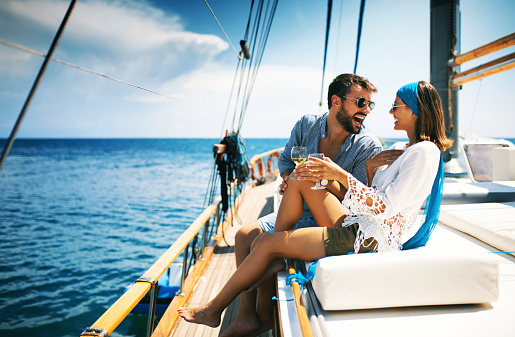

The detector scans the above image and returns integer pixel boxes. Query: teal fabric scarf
[396,81,419,116]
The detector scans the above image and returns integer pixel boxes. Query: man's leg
[219,220,264,337]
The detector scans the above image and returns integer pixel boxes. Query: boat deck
[170,180,276,337]
[276,199,515,337]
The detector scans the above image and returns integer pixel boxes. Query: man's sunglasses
[340,96,375,110]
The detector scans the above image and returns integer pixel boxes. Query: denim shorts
[257,211,319,233]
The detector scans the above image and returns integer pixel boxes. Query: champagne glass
[290,146,308,180]
[308,153,326,190]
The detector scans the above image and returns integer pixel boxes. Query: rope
[219,58,242,141]
[468,78,483,132]
[237,0,279,133]
[319,0,333,108]
[203,0,241,59]
[353,0,366,73]
[0,39,194,105]
[205,0,278,220]
[332,0,344,73]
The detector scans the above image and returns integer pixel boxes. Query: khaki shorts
[323,223,377,256]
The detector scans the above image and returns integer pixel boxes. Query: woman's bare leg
[275,178,347,231]
[177,227,327,327]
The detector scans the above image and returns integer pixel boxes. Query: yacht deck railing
[80,148,283,337]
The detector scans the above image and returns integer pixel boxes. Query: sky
[0,0,513,140]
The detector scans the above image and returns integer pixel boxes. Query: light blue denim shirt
[279,112,383,218]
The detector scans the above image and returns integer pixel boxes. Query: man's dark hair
[327,74,377,108]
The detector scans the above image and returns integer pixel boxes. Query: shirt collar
[320,112,328,139]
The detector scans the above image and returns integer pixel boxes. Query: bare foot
[177,305,221,328]
[247,318,274,337]
[219,314,260,337]
[245,258,286,293]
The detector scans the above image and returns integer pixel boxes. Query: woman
[178,81,453,328]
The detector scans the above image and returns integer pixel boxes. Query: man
[221,73,383,337]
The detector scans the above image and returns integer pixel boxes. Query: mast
[430,0,464,174]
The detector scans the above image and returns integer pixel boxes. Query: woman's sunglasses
[340,96,375,110]
[391,103,407,111]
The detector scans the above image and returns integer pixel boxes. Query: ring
[321,179,328,186]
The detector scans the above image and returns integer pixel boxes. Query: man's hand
[279,170,292,195]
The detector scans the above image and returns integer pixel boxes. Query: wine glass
[290,146,308,180]
[308,153,326,190]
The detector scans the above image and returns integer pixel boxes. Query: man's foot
[177,305,221,328]
[219,314,260,337]
[246,258,286,292]
[247,318,274,337]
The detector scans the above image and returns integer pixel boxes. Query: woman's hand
[294,156,347,187]
[366,150,404,185]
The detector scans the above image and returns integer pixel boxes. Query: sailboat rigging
[0,0,77,173]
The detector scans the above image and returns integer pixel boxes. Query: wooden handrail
[451,32,515,66]
[249,147,284,166]
[83,147,281,336]
[84,198,222,335]
[249,147,284,181]
[452,52,515,86]
[287,260,313,337]
[151,184,251,336]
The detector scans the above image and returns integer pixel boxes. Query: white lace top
[341,141,441,252]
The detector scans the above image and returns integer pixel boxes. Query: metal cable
[0,0,77,173]
[319,0,333,108]
[203,0,241,59]
[353,0,366,73]
[0,39,194,105]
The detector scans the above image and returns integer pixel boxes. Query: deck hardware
[80,327,108,337]
[192,235,200,261]
[177,243,189,296]
[135,276,158,337]
[201,218,209,254]
[135,276,156,285]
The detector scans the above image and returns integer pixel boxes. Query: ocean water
[0,138,287,337]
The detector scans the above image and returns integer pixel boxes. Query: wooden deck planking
[170,180,276,337]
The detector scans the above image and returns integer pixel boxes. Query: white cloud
[0,0,229,80]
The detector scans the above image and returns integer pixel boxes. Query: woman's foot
[177,305,221,327]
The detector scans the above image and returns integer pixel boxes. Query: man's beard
[336,105,360,134]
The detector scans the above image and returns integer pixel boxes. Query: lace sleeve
[343,175,407,252]
[342,175,386,216]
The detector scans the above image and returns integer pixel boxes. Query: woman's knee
[250,232,267,251]
[287,178,312,192]
[252,232,286,257]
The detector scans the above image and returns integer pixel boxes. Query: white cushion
[310,247,499,310]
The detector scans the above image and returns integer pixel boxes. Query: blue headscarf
[402,152,444,250]
[396,82,419,116]
[396,80,443,249]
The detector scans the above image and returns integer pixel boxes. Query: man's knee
[235,221,263,247]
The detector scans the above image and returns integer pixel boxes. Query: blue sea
[0,138,287,337]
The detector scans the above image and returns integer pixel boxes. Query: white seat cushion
[310,247,499,310]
